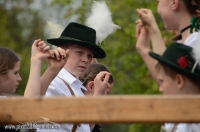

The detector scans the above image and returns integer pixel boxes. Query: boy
[149,43,200,131]
[41,22,107,132]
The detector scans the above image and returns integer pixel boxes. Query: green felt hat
[149,43,200,79]
[47,22,106,58]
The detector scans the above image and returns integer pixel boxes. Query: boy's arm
[24,40,50,97]
[137,8,166,54]
[40,48,69,95]
[135,21,160,84]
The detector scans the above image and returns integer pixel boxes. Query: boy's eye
[88,54,93,58]
[77,51,83,54]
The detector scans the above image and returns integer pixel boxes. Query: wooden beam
[1,95,200,125]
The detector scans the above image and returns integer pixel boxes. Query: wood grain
[0,95,200,125]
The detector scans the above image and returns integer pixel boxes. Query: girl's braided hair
[183,0,200,21]
[79,63,114,86]
[172,0,200,41]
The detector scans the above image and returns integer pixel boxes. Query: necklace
[180,24,191,34]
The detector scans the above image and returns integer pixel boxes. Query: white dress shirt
[177,32,198,48]
[37,68,90,132]
[164,123,200,132]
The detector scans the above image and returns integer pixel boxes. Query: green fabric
[190,17,200,34]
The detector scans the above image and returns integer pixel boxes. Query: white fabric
[37,68,90,132]
[164,123,200,132]
[177,32,198,48]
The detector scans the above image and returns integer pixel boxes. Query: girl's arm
[24,39,50,97]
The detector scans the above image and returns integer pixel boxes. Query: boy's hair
[183,0,200,21]
[79,63,114,86]
[0,48,20,74]
[156,62,200,90]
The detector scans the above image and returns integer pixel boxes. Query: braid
[192,0,200,21]
[183,0,200,21]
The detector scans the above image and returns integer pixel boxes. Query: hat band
[59,36,82,42]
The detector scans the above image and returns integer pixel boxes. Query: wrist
[46,66,60,76]
[31,57,42,65]
[148,23,160,34]
[137,48,151,57]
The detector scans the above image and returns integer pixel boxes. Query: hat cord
[191,61,198,73]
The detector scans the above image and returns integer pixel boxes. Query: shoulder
[45,77,67,96]
[184,32,198,48]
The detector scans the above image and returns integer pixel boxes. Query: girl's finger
[43,45,50,52]
[33,39,41,46]
[103,73,110,83]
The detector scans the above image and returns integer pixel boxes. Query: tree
[0,0,46,95]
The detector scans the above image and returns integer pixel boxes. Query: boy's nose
[82,55,89,63]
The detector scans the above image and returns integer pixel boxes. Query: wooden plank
[0,95,200,125]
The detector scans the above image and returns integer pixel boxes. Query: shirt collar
[57,68,87,91]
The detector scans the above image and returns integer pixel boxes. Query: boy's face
[157,66,178,94]
[65,44,93,77]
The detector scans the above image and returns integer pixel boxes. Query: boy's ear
[170,0,179,10]
[175,74,185,89]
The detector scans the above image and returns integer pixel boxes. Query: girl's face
[157,0,178,30]
[0,61,22,94]
[65,44,93,78]
[85,81,114,95]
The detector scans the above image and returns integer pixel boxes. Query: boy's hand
[31,39,50,60]
[135,20,150,52]
[93,71,111,95]
[47,47,69,72]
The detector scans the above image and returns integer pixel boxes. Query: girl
[0,48,22,95]
[135,0,200,84]
[79,63,114,132]
[79,63,114,96]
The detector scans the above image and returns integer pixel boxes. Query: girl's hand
[31,39,50,60]
[136,8,157,28]
[93,71,111,95]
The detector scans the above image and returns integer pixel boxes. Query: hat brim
[47,37,106,59]
[149,52,200,79]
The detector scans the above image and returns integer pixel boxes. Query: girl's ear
[86,81,94,92]
[171,0,179,10]
[175,74,185,90]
